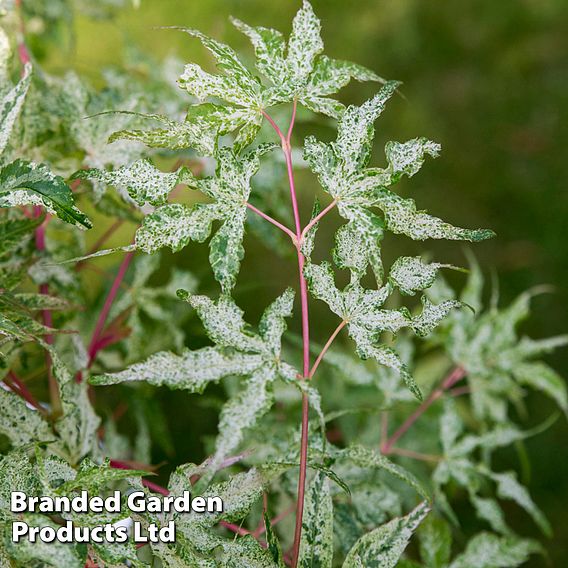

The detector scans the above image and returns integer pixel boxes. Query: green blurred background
[40,0,568,564]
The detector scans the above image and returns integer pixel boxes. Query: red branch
[382,366,466,454]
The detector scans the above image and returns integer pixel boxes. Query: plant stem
[382,366,466,453]
[246,202,296,242]
[300,199,337,242]
[85,251,134,373]
[380,410,389,450]
[309,319,347,378]
[263,101,310,568]
[15,0,31,67]
[4,370,45,413]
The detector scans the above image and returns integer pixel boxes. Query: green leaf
[298,472,334,568]
[0,160,92,228]
[448,533,542,568]
[264,511,286,567]
[0,62,31,155]
[73,159,191,207]
[342,501,430,568]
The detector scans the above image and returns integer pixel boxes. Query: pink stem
[450,385,471,397]
[300,199,338,243]
[382,366,466,453]
[246,202,296,242]
[85,251,134,372]
[309,319,347,378]
[262,110,286,140]
[15,0,30,67]
[4,371,45,413]
[263,102,310,568]
[380,411,389,450]
[254,504,295,538]
[220,521,251,537]
[110,459,169,496]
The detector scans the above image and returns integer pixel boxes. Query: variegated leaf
[298,471,334,568]
[0,160,92,228]
[0,62,31,155]
[342,501,430,568]
[73,159,191,207]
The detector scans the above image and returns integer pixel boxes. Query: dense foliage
[0,1,566,566]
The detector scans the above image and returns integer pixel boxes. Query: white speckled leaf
[126,290,295,481]
[136,202,218,253]
[50,347,101,463]
[448,533,542,568]
[298,471,334,568]
[0,62,31,155]
[389,256,457,296]
[5,514,85,567]
[486,470,551,536]
[91,347,263,391]
[338,445,430,502]
[287,0,324,85]
[512,362,568,415]
[418,516,452,568]
[384,138,440,182]
[233,2,380,117]
[258,287,295,355]
[175,27,263,149]
[136,146,273,291]
[342,501,430,568]
[305,258,461,398]
[108,109,219,155]
[74,159,191,206]
[230,17,287,83]
[304,85,493,280]
[0,387,53,446]
[211,365,276,475]
[220,536,280,567]
[0,160,92,228]
[375,188,495,242]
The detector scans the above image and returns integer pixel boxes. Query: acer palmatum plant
[0,1,566,566]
